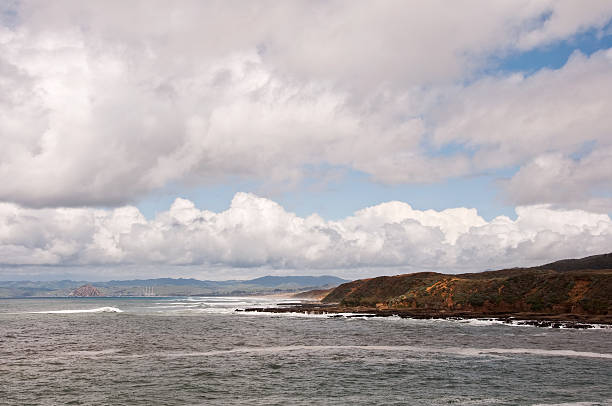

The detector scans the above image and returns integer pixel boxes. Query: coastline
[240,302,612,328]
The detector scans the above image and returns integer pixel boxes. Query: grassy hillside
[322,254,612,315]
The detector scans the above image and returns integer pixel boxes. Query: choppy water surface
[1,297,610,405]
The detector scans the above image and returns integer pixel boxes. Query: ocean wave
[456,318,508,326]
[60,349,121,357]
[28,306,124,314]
[143,297,294,315]
[447,347,612,359]
[108,345,612,360]
[183,296,289,302]
[235,310,612,330]
[532,402,612,406]
[143,305,201,309]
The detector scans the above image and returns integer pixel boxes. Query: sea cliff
[322,256,611,315]
[259,253,612,325]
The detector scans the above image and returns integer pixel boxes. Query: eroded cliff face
[322,254,612,315]
[70,284,102,297]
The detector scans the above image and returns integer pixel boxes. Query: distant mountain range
[0,275,348,298]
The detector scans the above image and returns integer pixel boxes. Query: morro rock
[70,284,102,297]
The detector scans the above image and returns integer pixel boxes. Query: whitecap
[466,347,612,359]
[125,345,612,360]
[456,318,507,326]
[143,305,200,309]
[60,349,121,357]
[28,306,124,314]
[235,310,612,330]
[44,344,612,361]
[532,402,612,406]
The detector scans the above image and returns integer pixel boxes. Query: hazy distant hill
[322,253,612,315]
[0,275,348,298]
[245,275,347,288]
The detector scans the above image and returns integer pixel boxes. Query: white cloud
[0,194,609,279]
[516,0,612,50]
[1,2,612,208]
[502,149,612,211]
[432,48,612,211]
[433,49,612,164]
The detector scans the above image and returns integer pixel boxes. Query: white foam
[420,346,612,359]
[533,402,612,406]
[456,318,508,326]
[235,310,611,330]
[120,345,612,360]
[142,295,303,315]
[29,306,124,314]
[236,310,331,319]
[60,349,121,357]
[143,305,200,309]
[42,345,612,363]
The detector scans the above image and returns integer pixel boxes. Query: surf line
[25,307,124,314]
[78,345,612,360]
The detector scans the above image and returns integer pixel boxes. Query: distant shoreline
[0,292,298,300]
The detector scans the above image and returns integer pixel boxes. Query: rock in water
[70,284,102,297]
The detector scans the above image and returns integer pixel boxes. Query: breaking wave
[28,306,124,314]
[533,402,612,406]
[84,345,611,360]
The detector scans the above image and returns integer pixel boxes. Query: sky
[1,0,612,281]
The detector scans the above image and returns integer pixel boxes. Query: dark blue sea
[1,297,610,405]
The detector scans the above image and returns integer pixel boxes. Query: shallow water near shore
[1,297,611,405]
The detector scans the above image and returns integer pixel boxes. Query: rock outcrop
[70,284,102,297]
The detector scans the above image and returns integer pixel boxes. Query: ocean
[1,297,610,405]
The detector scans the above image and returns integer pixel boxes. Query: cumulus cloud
[502,150,612,211]
[1,1,612,208]
[0,194,610,279]
[433,49,612,166]
[516,0,612,50]
[432,48,612,211]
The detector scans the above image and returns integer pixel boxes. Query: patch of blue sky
[137,177,259,219]
[591,188,612,198]
[137,166,518,222]
[569,140,598,161]
[0,1,19,29]
[489,20,612,77]
[282,168,518,221]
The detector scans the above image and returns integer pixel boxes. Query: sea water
[0,297,610,405]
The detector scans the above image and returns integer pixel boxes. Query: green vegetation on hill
[322,253,612,315]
